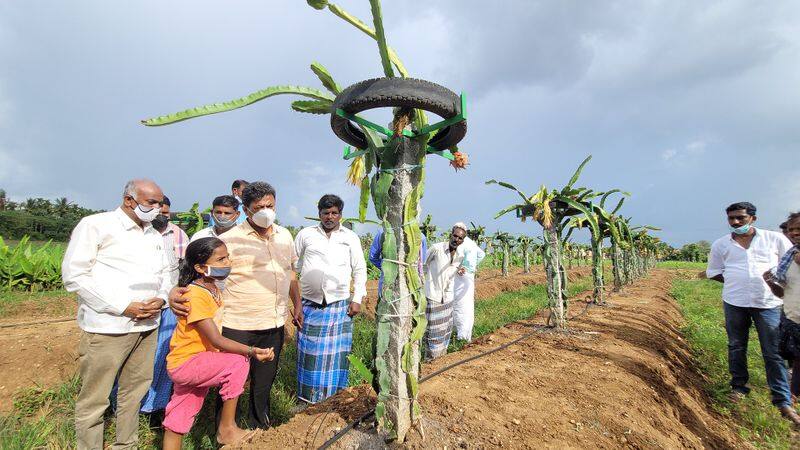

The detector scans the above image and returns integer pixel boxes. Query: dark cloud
[1,0,798,246]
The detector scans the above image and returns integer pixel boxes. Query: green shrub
[0,236,64,291]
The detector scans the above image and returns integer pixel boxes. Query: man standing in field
[764,213,800,399]
[423,224,466,360]
[63,179,172,449]
[369,226,427,300]
[293,194,367,403]
[169,181,302,429]
[452,222,485,342]
[706,202,800,425]
[191,195,241,242]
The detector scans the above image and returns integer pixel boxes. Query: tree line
[0,189,100,241]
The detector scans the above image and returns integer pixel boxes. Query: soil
[235,270,752,450]
[0,267,585,413]
[0,320,80,411]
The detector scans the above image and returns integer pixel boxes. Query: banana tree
[141,0,468,441]
[486,155,598,329]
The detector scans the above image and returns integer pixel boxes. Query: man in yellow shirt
[170,181,302,429]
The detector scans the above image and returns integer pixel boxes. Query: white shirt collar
[114,207,147,232]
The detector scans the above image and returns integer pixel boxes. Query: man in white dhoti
[452,222,485,342]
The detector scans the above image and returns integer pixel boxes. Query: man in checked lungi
[294,194,368,403]
[423,223,467,360]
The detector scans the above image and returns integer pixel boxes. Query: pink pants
[162,352,249,434]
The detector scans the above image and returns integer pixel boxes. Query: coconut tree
[141,0,468,441]
[486,155,598,329]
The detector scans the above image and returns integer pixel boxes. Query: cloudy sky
[1,1,798,246]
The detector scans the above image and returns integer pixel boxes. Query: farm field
[2,263,792,449]
[0,266,595,415]
[231,267,755,449]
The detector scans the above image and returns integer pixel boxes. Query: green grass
[658,260,707,270]
[0,289,74,319]
[449,275,596,352]
[672,278,792,449]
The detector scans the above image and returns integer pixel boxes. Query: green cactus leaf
[290,99,332,114]
[142,85,334,126]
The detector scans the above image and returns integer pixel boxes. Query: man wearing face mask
[423,224,467,360]
[191,195,241,242]
[134,195,187,418]
[63,179,172,449]
[707,202,800,425]
[168,181,302,429]
[153,196,189,275]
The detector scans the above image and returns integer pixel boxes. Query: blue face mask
[730,223,752,235]
[204,265,231,280]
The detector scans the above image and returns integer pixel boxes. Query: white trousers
[453,272,476,341]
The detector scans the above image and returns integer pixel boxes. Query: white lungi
[453,272,476,341]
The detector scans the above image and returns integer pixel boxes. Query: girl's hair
[788,212,800,224]
[178,237,226,287]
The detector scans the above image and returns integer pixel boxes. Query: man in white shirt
[423,224,466,360]
[452,223,485,342]
[62,179,171,449]
[190,195,241,242]
[706,202,800,425]
[764,213,800,400]
[294,194,367,403]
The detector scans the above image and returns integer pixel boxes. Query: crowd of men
[707,202,800,427]
[62,178,483,448]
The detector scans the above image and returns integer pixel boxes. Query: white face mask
[132,202,161,223]
[250,207,276,229]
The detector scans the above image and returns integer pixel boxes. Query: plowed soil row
[236,270,750,450]
[0,266,587,413]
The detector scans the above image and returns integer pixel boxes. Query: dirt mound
[237,270,750,449]
[0,320,80,412]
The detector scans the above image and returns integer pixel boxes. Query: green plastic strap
[416,92,467,136]
[426,148,455,161]
[343,146,370,160]
[335,109,414,138]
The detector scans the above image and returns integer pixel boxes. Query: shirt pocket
[330,242,351,266]
[230,254,256,271]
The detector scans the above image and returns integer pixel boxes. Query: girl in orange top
[162,237,274,449]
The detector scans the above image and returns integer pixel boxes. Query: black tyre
[330,77,467,150]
